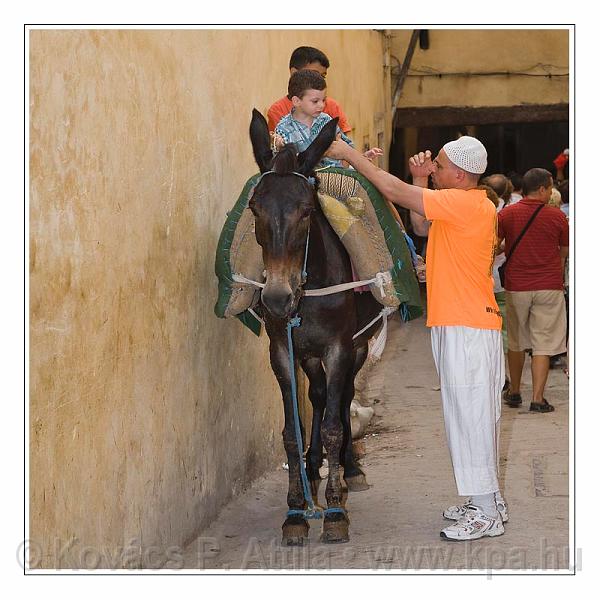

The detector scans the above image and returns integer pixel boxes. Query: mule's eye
[300,207,313,219]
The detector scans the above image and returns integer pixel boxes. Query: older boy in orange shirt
[267,46,352,135]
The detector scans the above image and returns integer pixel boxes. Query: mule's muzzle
[261,284,295,319]
[261,276,304,319]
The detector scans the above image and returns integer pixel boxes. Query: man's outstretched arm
[326,141,431,216]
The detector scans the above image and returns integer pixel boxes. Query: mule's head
[248,108,338,319]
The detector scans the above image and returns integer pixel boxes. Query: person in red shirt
[497,168,569,413]
[267,46,351,135]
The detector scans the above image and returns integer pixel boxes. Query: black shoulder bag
[498,203,544,288]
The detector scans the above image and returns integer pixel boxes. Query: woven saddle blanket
[214,167,423,336]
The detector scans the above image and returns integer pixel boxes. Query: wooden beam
[393,104,569,128]
[391,30,420,122]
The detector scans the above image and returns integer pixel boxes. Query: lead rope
[285,317,322,520]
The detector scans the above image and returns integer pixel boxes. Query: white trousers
[430,326,504,496]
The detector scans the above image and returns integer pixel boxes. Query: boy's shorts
[505,290,566,356]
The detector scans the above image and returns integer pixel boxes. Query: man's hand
[409,151,435,179]
[325,139,352,161]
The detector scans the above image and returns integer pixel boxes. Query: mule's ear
[296,117,339,176]
[249,108,272,174]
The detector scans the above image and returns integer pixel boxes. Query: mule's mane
[271,144,299,174]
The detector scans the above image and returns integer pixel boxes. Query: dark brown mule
[249,109,382,545]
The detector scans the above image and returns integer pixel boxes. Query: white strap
[353,306,396,340]
[247,308,264,325]
[232,273,266,288]
[303,278,375,296]
[369,312,391,359]
[304,270,391,297]
[233,270,392,299]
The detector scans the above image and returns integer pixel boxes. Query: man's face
[290,62,328,78]
[292,88,326,118]
[431,150,459,190]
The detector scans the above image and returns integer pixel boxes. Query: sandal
[529,399,555,413]
[505,392,522,407]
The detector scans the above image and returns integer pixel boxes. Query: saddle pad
[214,169,423,335]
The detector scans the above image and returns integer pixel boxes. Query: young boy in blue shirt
[273,70,382,168]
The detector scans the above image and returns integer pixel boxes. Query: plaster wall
[29,28,389,568]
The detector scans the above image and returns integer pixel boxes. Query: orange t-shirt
[267,96,352,133]
[422,188,501,330]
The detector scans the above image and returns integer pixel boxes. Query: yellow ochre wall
[390,28,569,108]
[29,28,390,568]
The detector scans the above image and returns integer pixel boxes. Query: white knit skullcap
[442,136,487,174]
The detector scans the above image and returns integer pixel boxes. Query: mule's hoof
[282,534,307,547]
[282,519,309,546]
[344,473,370,492]
[319,517,349,544]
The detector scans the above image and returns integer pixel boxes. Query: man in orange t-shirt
[267,46,351,134]
[327,136,507,542]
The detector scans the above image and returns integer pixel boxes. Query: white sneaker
[440,505,505,541]
[443,493,509,523]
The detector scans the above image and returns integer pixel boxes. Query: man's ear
[249,108,273,173]
[296,117,339,176]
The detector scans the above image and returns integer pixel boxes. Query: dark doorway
[476,122,569,178]
[391,120,569,181]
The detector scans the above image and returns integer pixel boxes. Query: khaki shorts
[505,290,567,356]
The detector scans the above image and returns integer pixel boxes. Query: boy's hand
[409,150,435,178]
[270,132,285,152]
[363,147,383,160]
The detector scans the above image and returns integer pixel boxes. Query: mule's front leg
[300,357,327,501]
[320,346,353,543]
[342,345,370,492]
[269,339,310,546]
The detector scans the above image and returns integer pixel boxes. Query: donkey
[248,109,383,545]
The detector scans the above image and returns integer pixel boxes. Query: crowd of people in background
[422,161,570,413]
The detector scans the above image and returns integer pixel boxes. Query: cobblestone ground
[184,315,570,572]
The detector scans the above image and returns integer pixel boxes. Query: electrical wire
[391,62,568,78]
